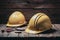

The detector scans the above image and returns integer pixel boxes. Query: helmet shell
[6,11,26,27]
[25,13,52,34]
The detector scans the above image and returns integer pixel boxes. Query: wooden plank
[0,24,60,37]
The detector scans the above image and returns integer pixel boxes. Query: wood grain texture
[0,24,60,37]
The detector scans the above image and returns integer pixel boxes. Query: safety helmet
[6,11,26,27]
[25,13,52,34]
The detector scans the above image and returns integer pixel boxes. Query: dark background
[0,0,60,24]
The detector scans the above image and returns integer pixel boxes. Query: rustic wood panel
[0,0,60,23]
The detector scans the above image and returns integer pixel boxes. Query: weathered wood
[0,24,60,37]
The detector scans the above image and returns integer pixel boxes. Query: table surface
[0,24,60,37]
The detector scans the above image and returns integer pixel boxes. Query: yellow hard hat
[25,13,52,34]
[6,11,26,27]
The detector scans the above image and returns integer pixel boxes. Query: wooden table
[0,24,60,37]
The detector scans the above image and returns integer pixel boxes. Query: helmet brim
[6,21,27,27]
[25,28,42,34]
[25,26,42,34]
